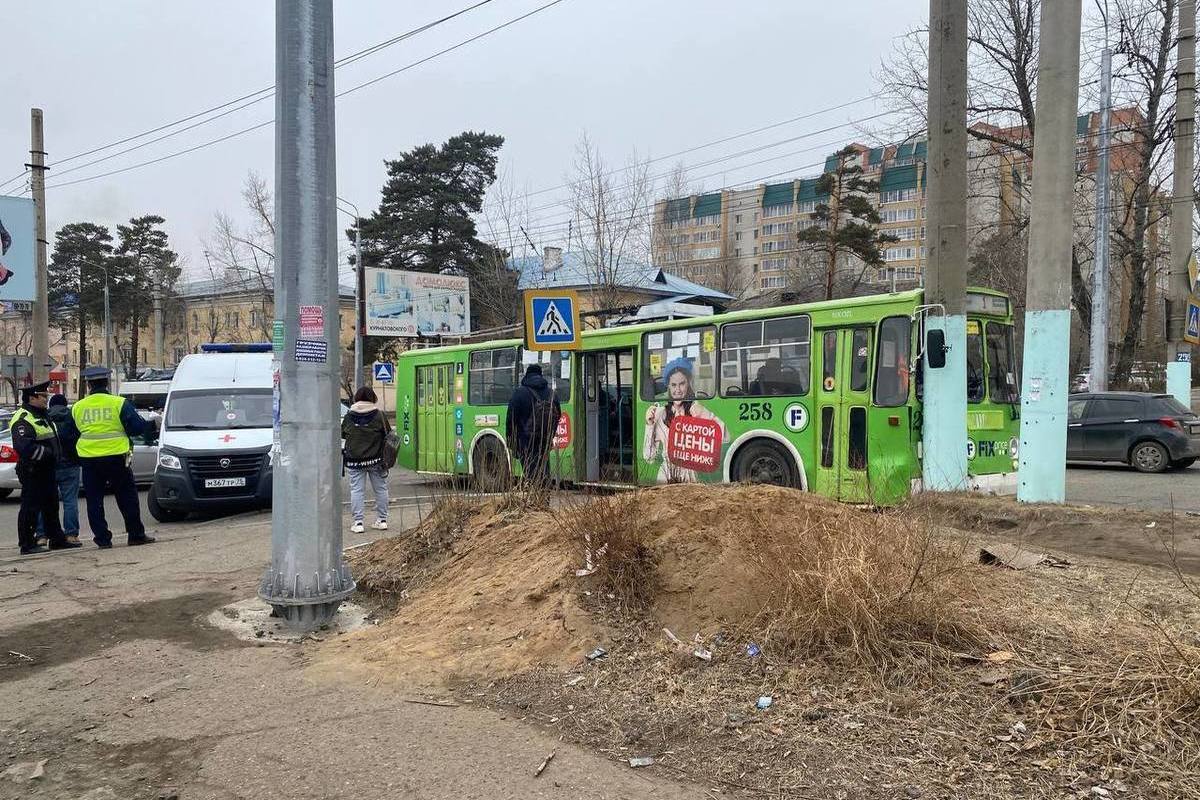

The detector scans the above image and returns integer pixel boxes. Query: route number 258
[737,402,773,421]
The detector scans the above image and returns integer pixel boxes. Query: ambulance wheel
[148,489,187,523]
[473,437,512,493]
[732,440,798,488]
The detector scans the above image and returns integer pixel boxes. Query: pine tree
[796,146,898,300]
[355,131,504,273]
[48,222,115,396]
[115,215,181,375]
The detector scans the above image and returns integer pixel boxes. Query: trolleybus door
[813,327,873,502]
[582,350,635,484]
[415,363,454,473]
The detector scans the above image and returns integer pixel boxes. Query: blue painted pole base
[921,314,969,491]
[1017,309,1071,504]
[1166,359,1192,410]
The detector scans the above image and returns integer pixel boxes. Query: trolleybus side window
[850,328,871,392]
[518,348,571,404]
[468,347,518,405]
[641,325,718,400]
[986,323,1019,403]
[873,316,912,407]
[719,315,810,397]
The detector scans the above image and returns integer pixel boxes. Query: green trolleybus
[394,287,1020,505]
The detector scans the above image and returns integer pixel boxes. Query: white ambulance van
[148,344,274,522]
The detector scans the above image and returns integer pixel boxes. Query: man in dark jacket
[506,364,562,487]
[46,394,82,543]
[10,382,81,554]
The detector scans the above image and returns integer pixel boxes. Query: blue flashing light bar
[200,343,273,353]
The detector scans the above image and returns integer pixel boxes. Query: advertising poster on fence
[365,268,470,337]
[0,196,36,303]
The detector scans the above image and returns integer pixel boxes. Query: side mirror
[926,329,947,369]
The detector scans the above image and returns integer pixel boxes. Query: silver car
[0,412,159,498]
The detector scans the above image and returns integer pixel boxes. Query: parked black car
[1067,392,1200,473]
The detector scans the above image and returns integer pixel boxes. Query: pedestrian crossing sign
[525,289,581,351]
[1187,298,1200,345]
[372,362,394,383]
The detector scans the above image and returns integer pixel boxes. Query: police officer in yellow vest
[10,381,82,555]
[72,367,156,548]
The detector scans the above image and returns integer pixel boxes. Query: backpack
[381,430,400,469]
[525,386,558,450]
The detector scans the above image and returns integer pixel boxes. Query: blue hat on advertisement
[83,366,111,381]
[662,356,694,381]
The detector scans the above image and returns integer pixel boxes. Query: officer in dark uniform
[72,367,156,549]
[10,381,82,555]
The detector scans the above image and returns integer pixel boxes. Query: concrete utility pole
[153,274,165,369]
[1090,48,1113,393]
[259,0,355,631]
[921,0,969,491]
[1167,0,1196,406]
[29,109,49,384]
[1017,0,1083,504]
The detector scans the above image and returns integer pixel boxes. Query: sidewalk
[0,511,700,800]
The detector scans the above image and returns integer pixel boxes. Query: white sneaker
[372,520,388,531]
[350,521,365,534]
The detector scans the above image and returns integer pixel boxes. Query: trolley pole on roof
[1016,0,1083,504]
[259,0,355,630]
[920,0,969,492]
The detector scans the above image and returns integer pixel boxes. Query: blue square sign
[373,362,394,383]
[525,290,581,350]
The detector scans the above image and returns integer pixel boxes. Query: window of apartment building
[761,221,795,236]
[761,276,786,288]
[796,200,816,213]
[881,207,918,223]
[191,312,199,334]
[885,246,918,262]
[753,212,759,222]
[695,213,721,226]
[735,214,743,224]
[797,218,824,230]
[890,227,920,241]
[753,228,758,239]
[141,348,148,364]
[734,248,741,257]
[71,350,77,366]
[762,257,789,272]
[763,203,793,219]
[692,230,720,243]
[250,309,259,328]
[693,247,721,260]
[735,231,742,241]
[880,188,920,204]
[761,240,791,253]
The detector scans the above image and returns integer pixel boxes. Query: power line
[47,0,497,170]
[45,0,570,191]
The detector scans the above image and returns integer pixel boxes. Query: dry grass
[349,494,479,606]
[734,503,991,679]
[554,492,658,613]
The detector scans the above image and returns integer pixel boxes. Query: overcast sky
[2,0,926,277]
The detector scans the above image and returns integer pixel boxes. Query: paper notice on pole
[299,305,324,338]
[295,339,328,364]
[522,349,539,366]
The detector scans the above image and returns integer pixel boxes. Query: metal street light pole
[259,0,354,631]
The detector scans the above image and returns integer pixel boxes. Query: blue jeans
[36,463,81,538]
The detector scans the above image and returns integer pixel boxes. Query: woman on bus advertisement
[643,357,727,483]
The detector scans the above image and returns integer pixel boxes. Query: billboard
[365,268,470,337]
[0,196,35,303]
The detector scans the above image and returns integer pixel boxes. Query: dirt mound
[335,483,985,683]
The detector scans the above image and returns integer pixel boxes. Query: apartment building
[653,107,1168,352]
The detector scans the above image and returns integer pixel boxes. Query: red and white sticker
[666,416,723,473]
[553,413,571,450]
[299,305,324,338]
